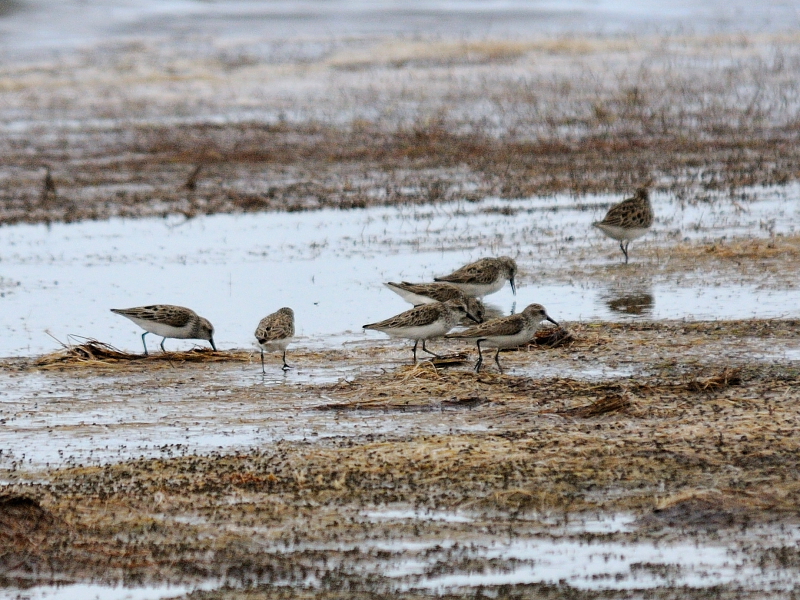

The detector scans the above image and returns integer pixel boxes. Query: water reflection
[601,278,654,317]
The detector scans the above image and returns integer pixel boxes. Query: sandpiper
[384,281,486,322]
[434,256,517,298]
[363,298,480,362]
[593,187,654,264]
[255,307,295,373]
[110,305,216,355]
[446,303,558,373]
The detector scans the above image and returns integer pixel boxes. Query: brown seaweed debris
[0,495,61,572]
[532,326,574,348]
[638,490,776,529]
[683,368,742,391]
[35,339,249,368]
[430,352,471,366]
[316,362,496,411]
[554,394,632,418]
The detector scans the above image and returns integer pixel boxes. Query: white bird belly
[594,223,649,242]
[377,321,452,340]
[127,317,193,339]
[385,285,437,305]
[259,338,292,353]
[449,278,504,298]
[478,328,537,349]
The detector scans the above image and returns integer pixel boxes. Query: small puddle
[363,508,473,523]
[0,582,207,600]
[411,537,771,591]
[0,185,798,357]
[266,515,800,592]
[0,363,493,471]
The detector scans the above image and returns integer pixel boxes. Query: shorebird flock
[111,187,654,373]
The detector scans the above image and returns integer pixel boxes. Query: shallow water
[262,515,800,592]
[6,519,800,596]
[0,186,798,358]
[411,535,797,591]
[0,359,499,471]
[0,583,202,600]
[2,0,798,58]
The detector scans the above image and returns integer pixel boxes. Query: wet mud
[2,319,800,596]
[2,33,800,226]
[2,19,800,599]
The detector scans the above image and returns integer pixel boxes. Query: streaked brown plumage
[255,307,295,372]
[434,256,517,297]
[593,187,654,263]
[446,303,558,373]
[110,304,216,354]
[384,281,486,322]
[363,298,479,362]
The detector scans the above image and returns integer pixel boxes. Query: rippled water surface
[0,187,798,357]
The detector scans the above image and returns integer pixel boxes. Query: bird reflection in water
[604,288,654,316]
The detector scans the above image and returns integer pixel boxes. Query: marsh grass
[3,319,800,590]
[1,33,800,224]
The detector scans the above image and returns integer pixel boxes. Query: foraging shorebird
[384,281,486,322]
[363,298,480,363]
[593,187,654,264]
[110,305,216,355]
[446,303,558,373]
[255,307,295,373]
[434,256,517,298]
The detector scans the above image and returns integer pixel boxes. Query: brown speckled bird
[593,187,654,264]
[446,303,558,373]
[111,305,216,355]
[255,307,295,373]
[434,256,517,298]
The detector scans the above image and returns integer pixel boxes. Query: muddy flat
[2,318,800,597]
[3,6,800,598]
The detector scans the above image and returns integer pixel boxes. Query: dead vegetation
[0,495,63,578]
[2,34,800,225]
[2,319,800,591]
[34,339,250,369]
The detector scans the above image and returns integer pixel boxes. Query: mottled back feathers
[435,256,517,286]
[255,307,295,344]
[595,187,653,230]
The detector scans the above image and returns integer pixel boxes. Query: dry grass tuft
[532,326,574,348]
[555,394,632,418]
[656,236,800,262]
[683,368,742,392]
[35,339,249,368]
[0,495,62,568]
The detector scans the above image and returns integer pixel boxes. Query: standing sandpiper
[383,281,486,322]
[363,298,480,363]
[255,307,295,373]
[434,256,517,298]
[593,187,654,264]
[446,303,558,373]
[110,305,216,355]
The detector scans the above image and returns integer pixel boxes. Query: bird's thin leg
[494,348,504,374]
[282,350,292,371]
[160,337,167,352]
[412,340,418,363]
[624,241,630,264]
[261,349,266,375]
[141,332,149,356]
[421,340,442,358]
[475,340,484,372]
[619,241,630,263]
